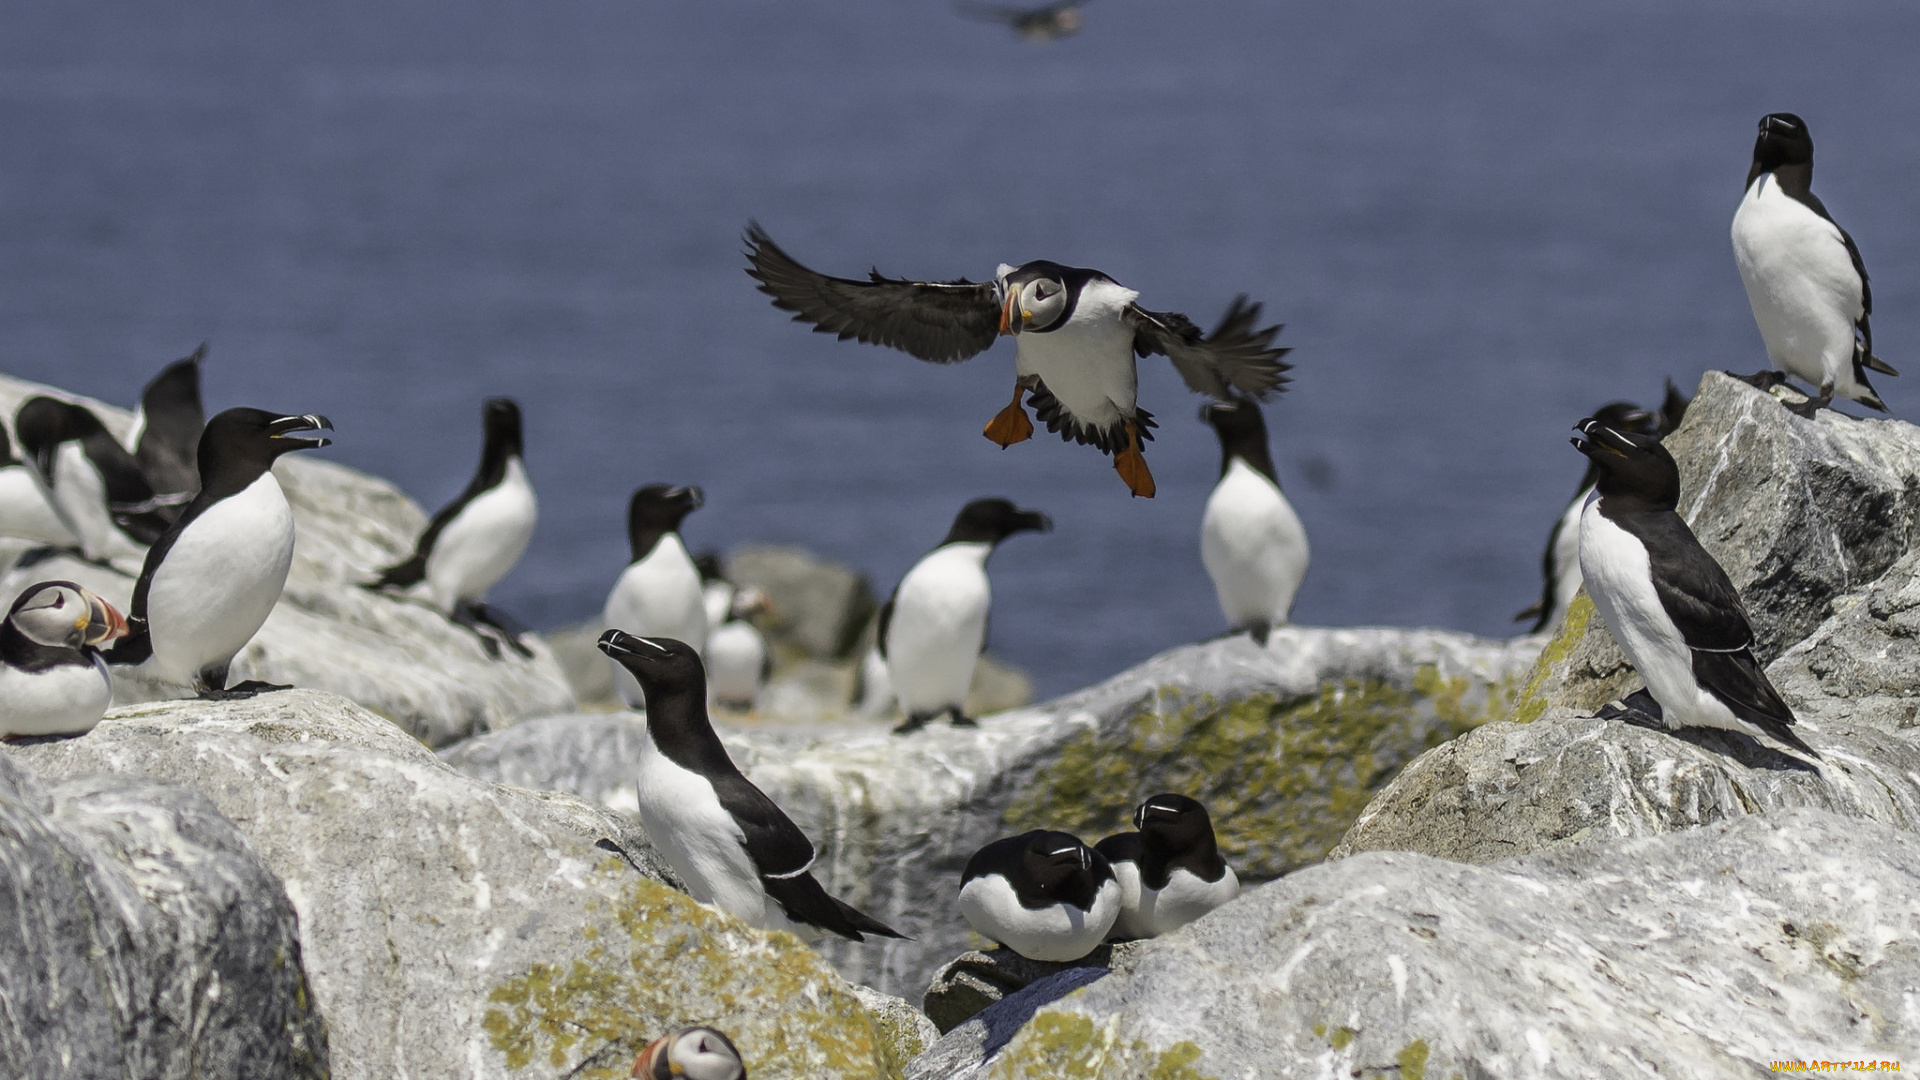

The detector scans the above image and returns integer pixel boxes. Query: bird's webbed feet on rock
[1592,688,1665,731]
[452,602,534,660]
[1783,394,1832,420]
[983,385,1035,448]
[1112,422,1156,498]
[950,713,979,728]
[1726,369,1787,392]
[892,711,936,735]
[197,680,294,701]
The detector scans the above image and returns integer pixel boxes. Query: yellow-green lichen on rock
[979,1011,1216,1080]
[482,862,901,1080]
[1505,591,1638,723]
[1003,669,1515,878]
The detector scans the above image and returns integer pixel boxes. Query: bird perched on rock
[0,420,80,549]
[1199,398,1308,645]
[0,581,128,738]
[744,223,1290,497]
[603,485,708,708]
[365,398,537,658]
[14,396,173,572]
[959,830,1117,961]
[1095,794,1239,940]
[631,1027,745,1080]
[597,631,905,941]
[107,409,333,699]
[1731,112,1896,416]
[879,498,1049,733]
[126,344,206,510]
[707,587,772,712]
[1571,415,1815,757]
[954,0,1088,42]
[1516,400,1661,634]
[694,550,735,632]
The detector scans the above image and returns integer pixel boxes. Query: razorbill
[0,581,129,738]
[603,485,708,708]
[1515,401,1659,634]
[106,409,333,698]
[1731,112,1896,415]
[694,550,736,631]
[597,631,905,941]
[955,0,1087,42]
[1571,416,1815,757]
[1199,398,1308,645]
[958,830,1118,961]
[879,498,1049,733]
[745,223,1290,498]
[0,420,80,548]
[14,396,173,571]
[1094,794,1240,940]
[707,587,772,712]
[633,1027,745,1080]
[365,398,537,658]
[126,344,206,509]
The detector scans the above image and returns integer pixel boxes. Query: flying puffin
[1731,112,1896,416]
[744,223,1291,497]
[0,420,80,549]
[1571,416,1815,757]
[631,1027,746,1080]
[954,0,1088,42]
[958,829,1118,961]
[603,485,708,708]
[0,581,129,739]
[365,398,537,658]
[13,396,173,572]
[126,344,207,510]
[1198,398,1308,645]
[1094,794,1240,940]
[879,498,1050,733]
[597,632,905,942]
[107,409,333,698]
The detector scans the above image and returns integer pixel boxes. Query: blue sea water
[3,1,1916,697]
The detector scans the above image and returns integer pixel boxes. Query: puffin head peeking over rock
[631,1026,745,1080]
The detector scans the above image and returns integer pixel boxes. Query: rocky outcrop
[0,752,326,1079]
[925,808,1920,1079]
[3,691,906,1080]
[0,373,576,746]
[444,626,1541,996]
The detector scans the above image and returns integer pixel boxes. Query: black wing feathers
[710,771,906,941]
[743,223,1001,364]
[1126,296,1291,400]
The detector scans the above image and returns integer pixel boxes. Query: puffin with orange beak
[745,222,1291,498]
[0,580,130,738]
[630,1027,745,1080]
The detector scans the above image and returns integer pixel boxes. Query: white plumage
[885,542,991,719]
[603,534,708,707]
[1731,174,1874,403]
[40,442,147,570]
[0,655,112,738]
[1200,457,1309,635]
[706,619,768,711]
[140,472,295,688]
[1006,273,1142,438]
[0,464,79,547]
[957,872,1119,962]
[1108,862,1240,940]
[1541,488,1590,632]
[422,457,537,612]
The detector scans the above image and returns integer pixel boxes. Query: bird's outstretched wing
[744,222,1002,364]
[1125,296,1291,400]
[954,0,1083,25]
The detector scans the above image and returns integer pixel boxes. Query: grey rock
[4,691,903,1080]
[907,968,1110,1080]
[444,625,1540,997]
[0,753,326,1079]
[0,372,577,747]
[726,544,877,660]
[850,984,941,1067]
[921,945,1141,1035]
[957,808,1920,1079]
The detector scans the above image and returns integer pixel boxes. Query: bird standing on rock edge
[743,223,1291,497]
[1199,397,1308,645]
[1571,415,1816,758]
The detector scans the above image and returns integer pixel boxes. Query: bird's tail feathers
[363,556,427,591]
[1865,354,1899,376]
[834,897,909,940]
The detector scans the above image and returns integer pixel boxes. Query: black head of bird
[1572,416,1680,510]
[998,262,1075,335]
[1133,793,1216,854]
[13,397,98,480]
[6,581,129,650]
[626,484,704,560]
[1020,830,1100,897]
[481,398,524,459]
[943,497,1052,546]
[1587,401,1658,439]
[631,1025,745,1080]
[1753,112,1814,173]
[199,409,333,474]
[598,631,705,700]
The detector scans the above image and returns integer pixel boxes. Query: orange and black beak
[1000,287,1022,337]
[80,588,130,647]
[632,1035,672,1078]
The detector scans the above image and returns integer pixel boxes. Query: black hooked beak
[1016,509,1053,534]
[673,486,705,511]
[269,414,334,448]
[597,629,670,660]
[1136,801,1180,829]
[1570,418,1631,459]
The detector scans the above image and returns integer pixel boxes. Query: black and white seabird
[1199,398,1308,645]
[1731,112,1896,416]
[744,223,1291,498]
[878,498,1049,733]
[597,632,906,942]
[107,409,333,699]
[1515,401,1660,634]
[365,398,537,658]
[707,587,772,712]
[14,396,173,571]
[958,829,1118,961]
[0,581,129,738]
[1094,794,1240,940]
[1570,416,1815,757]
[126,344,207,509]
[954,0,1088,42]
[632,1027,746,1080]
[603,485,708,708]
[694,550,736,632]
[0,420,80,549]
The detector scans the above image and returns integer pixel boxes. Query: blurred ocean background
[3,0,1916,697]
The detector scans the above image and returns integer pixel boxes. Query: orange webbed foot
[983,387,1034,448]
[1113,423,1155,498]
